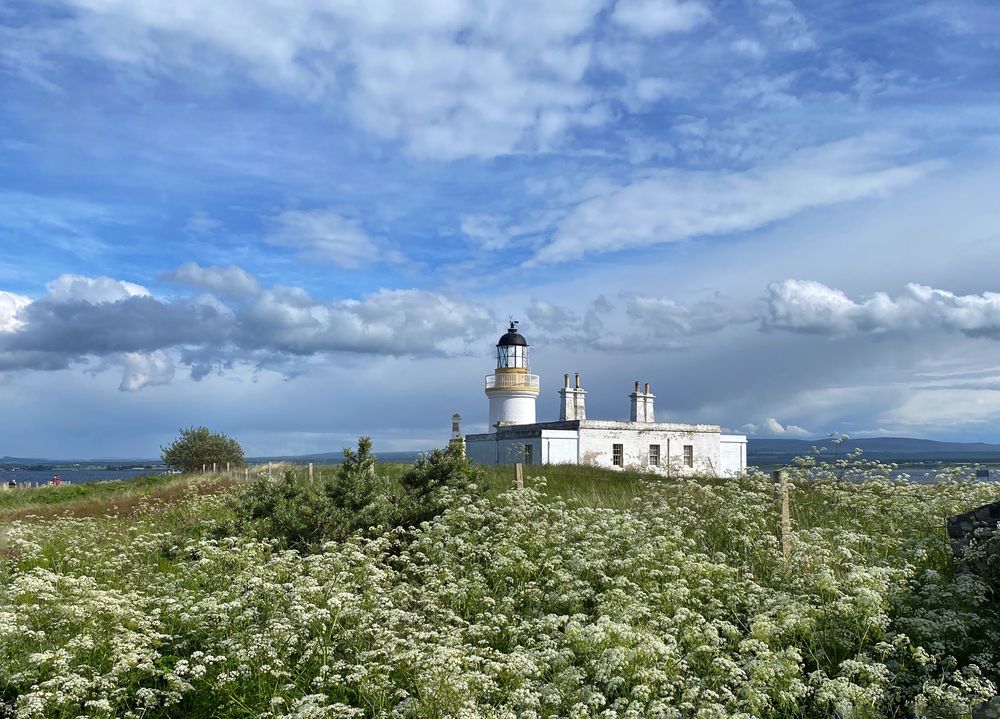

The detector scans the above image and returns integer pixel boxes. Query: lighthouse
[485,320,539,431]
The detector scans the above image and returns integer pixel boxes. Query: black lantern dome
[497,320,528,347]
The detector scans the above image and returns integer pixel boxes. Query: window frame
[648,444,660,467]
[612,443,624,467]
[683,444,694,468]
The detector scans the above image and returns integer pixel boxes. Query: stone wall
[947,500,1000,577]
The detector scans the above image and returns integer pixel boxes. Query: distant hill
[748,437,1000,465]
[1,449,427,469]
[248,450,425,465]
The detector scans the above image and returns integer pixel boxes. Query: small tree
[161,426,245,472]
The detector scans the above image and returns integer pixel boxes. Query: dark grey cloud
[0,273,495,389]
[6,295,233,355]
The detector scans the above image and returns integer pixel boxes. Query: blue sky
[2,0,1000,457]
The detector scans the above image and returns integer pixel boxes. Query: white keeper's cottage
[462,321,747,477]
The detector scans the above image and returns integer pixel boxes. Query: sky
[1,0,1000,458]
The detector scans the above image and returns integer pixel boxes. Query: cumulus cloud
[741,417,811,436]
[764,280,1000,337]
[237,287,494,356]
[0,271,495,389]
[267,210,378,267]
[531,135,938,265]
[118,351,175,391]
[45,274,150,303]
[612,0,712,35]
[0,291,31,332]
[163,262,261,299]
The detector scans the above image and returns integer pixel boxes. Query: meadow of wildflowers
[0,456,998,718]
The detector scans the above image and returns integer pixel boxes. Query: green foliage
[230,437,481,550]
[160,426,245,473]
[323,435,394,532]
[398,441,484,525]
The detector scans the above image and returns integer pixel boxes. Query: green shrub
[231,437,481,549]
[161,426,245,472]
[398,441,483,526]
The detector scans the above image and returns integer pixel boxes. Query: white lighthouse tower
[485,320,539,431]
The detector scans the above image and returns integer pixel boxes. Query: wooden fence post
[515,463,524,490]
[308,463,314,482]
[772,470,791,566]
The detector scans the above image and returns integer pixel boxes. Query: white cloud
[612,0,712,35]
[163,262,261,299]
[764,417,810,436]
[461,215,511,251]
[880,389,1000,429]
[45,274,150,303]
[45,0,611,159]
[118,350,175,391]
[754,0,815,51]
[239,287,494,357]
[731,38,765,57]
[741,417,811,436]
[532,135,938,264]
[184,211,221,235]
[624,293,753,335]
[267,210,378,267]
[526,299,579,332]
[0,291,31,332]
[764,280,1000,337]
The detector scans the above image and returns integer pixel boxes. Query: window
[683,444,694,468]
[649,444,660,467]
[612,443,624,467]
[497,345,528,368]
[523,444,533,465]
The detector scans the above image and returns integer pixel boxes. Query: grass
[0,472,238,521]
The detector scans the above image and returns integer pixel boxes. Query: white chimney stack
[629,381,655,423]
[559,372,587,420]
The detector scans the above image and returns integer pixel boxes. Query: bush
[161,426,245,473]
[399,441,483,525]
[231,437,481,550]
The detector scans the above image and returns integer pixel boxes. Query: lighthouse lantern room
[485,320,539,431]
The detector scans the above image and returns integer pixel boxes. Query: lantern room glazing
[496,321,529,370]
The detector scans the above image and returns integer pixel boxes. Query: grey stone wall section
[974,697,1000,719]
[947,502,1000,719]
[947,500,1000,569]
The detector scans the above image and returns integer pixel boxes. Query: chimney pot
[634,380,640,392]
[575,373,581,389]
[564,373,570,387]
[645,382,650,394]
